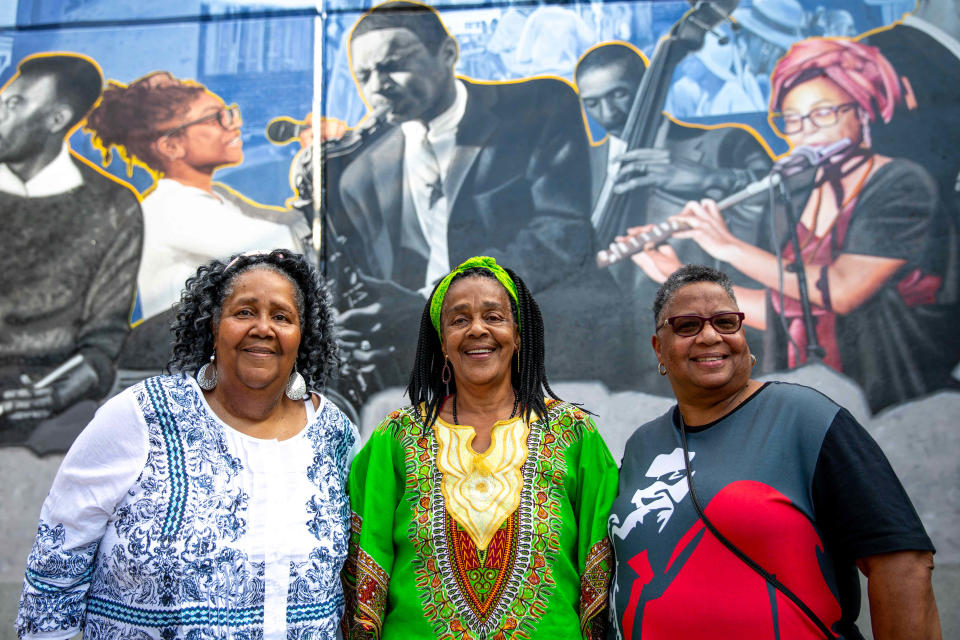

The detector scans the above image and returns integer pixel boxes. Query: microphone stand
[776,175,825,362]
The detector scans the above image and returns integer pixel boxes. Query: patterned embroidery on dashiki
[397,401,579,639]
[579,538,612,640]
[433,416,530,550]
[342,513,389,640]
[446,508,521,622]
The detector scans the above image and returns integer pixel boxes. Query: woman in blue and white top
[17,249,359,639]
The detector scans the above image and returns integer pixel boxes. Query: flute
[596,173,782,268]
[596,138,852,268]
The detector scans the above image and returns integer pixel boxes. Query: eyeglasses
[159,104,240,138]
[657,312,745,337]
[772,102,858,135]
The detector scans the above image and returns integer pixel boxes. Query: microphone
[771,137,852,176]
[595,137,854,268]
[718,137,853,205]
[266,116,309,145]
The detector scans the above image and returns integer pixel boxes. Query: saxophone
[286,108,391,419]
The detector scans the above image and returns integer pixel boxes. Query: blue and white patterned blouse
[17,374,359,640]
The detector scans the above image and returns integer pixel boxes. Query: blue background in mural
[1,0,916,208]
[0,0,922,325]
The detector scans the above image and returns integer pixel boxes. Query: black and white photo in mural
[0,54,143,450]
[0,7,316,453]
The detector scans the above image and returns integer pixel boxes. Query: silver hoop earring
[197,353,217,390]
[859,111,872,148]
[658,362,667,376]
[286,368,307,400]
[750,353,758,367]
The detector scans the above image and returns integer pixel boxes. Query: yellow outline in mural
[84,70,285,215]
[574,40,650,149]
[572,39,776,164]
[1,51,144,202]
[343,0,594,145]
[76,67,300,328]
[1,51,145,324]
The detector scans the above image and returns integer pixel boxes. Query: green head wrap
[429,256,519,338]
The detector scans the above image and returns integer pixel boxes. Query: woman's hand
[617,225,684,284]
[672,199,741,263]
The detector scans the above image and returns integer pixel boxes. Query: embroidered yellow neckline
[433,414,531,550]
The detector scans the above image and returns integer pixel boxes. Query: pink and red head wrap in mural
[770,38,901,124]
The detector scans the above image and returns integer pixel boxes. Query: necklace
[803,155,875,253]
[452,389,520,425]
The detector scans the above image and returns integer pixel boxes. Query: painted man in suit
[332,1,636,390]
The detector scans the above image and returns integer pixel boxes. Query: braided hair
[169,250,340,392]
[407,266,561,427]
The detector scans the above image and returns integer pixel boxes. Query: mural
[0,5,318,452]
[0,0,957,455]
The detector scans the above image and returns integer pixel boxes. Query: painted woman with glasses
[625,38,959,412]
[608,264,940,639]
[85,72,311,322]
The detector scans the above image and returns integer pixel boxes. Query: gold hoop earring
[441,355,452,384]
[750,353,757,367]
[658,362,667,376]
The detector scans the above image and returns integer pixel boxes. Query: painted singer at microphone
[625,38,959,412]
[85,72,312,324]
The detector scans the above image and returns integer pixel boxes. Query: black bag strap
[679,416,836,639]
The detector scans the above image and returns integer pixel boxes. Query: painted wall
[1,0,957,637]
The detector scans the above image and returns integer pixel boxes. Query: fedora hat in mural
[733,0,806,50]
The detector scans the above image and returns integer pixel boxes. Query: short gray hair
[653,264,737,326]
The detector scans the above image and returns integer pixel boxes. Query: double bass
[592,0,740,256]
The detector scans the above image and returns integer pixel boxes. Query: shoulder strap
[679,418,836,639]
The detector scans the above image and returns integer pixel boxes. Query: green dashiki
[342,399,618,640]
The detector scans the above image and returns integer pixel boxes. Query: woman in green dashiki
[342,256,618,639]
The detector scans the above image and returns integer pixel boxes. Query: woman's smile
[464,344,497,358]
[441,276,519,389]
[241,344,277,357]
[690,352,728,368]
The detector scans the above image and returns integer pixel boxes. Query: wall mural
[0,0,957,455]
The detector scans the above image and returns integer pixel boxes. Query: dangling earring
[750,353,758,367]
[859,110,872,148]
[515,346,520,373]
[286,367,307,400]
[198,352,217,390]
[658,362,667,376]
[441,356,452,384]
